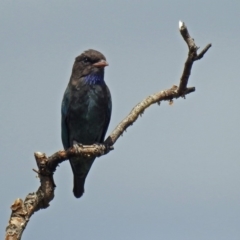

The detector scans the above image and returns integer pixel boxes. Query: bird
[61,49,112,198]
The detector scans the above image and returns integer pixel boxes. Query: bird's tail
[70,156,95,198]
[73,176,86,198]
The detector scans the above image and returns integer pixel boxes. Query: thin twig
[178,21,211,95]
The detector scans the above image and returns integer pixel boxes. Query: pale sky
[1,1,240,239]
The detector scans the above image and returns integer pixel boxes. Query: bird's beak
[93,60,109,68]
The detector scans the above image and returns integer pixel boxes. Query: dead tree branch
[178,21,211,95]
[5,21,211,240]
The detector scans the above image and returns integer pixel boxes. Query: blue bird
[61,49,112,198]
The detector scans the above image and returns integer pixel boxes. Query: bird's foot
[73,141,83,153]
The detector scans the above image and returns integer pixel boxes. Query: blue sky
[1,1,240,239]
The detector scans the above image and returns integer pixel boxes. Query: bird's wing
[61,86,71,150]
[100,85,112,143]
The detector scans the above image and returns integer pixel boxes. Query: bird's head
[71,49,108,82]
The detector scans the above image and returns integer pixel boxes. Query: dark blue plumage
[61,49,112,198]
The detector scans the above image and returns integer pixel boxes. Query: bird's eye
[83,57,90,63]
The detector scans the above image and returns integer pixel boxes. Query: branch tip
[179,20,183,29]
[32,169,39,174]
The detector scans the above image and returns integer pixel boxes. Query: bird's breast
[68,83,109,145]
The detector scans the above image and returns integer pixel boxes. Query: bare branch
[178,21,211,95]
[196,44,212,60]
[104,85,195,146]
[5,21,211,240]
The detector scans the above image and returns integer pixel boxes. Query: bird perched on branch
[61,49,112,198]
